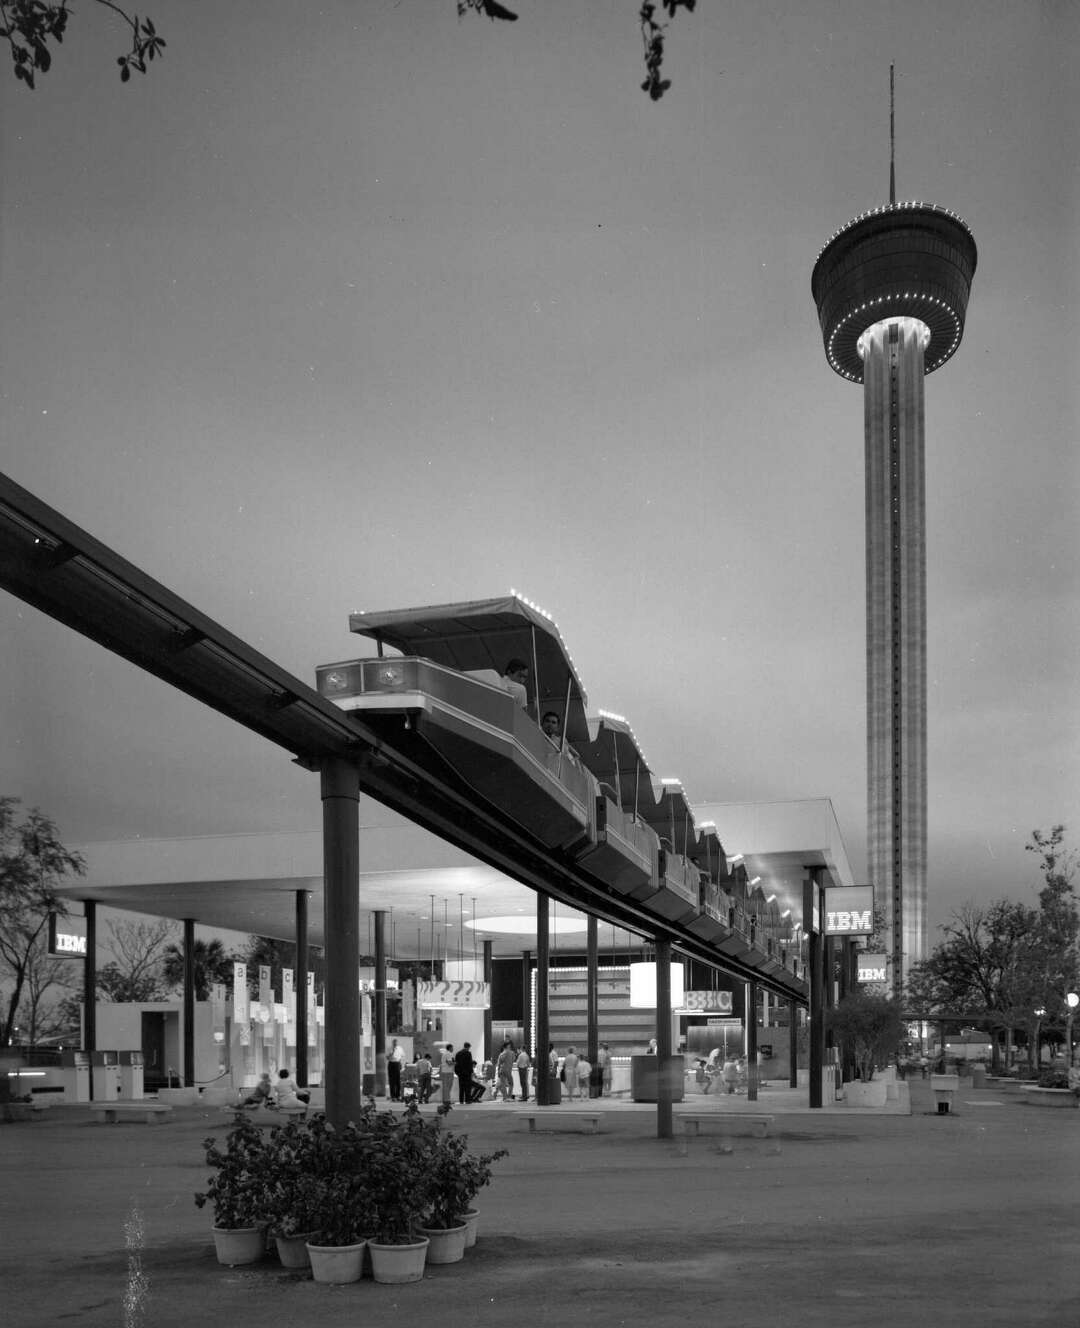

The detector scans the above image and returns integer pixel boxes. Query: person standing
[387,1038,406,1102]
[439,1045,456,1107]
[454,1042,476,1105]
[515,1045,531,1102]
[598,1043,612,1096]
[496,1041,516,1101]
[415,1051,433,1104]
[562,1046,580,1100]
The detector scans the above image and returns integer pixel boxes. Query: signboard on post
[857,953,888,983]
[823,887,875,936]
[48,913,87,957]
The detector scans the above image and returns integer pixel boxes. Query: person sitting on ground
[241,1072,273,1107]
[274,1067,310,1109]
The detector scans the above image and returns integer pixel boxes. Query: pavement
[2,1078,1078,1328]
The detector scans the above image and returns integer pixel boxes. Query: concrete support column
[655,937,673,1140]
[295,889,309,1087]
[320,758,361,1126]
[183,918,195,1088]
[535,896,550,1106]
[746,980,759,1102]
[374,909,387,1099]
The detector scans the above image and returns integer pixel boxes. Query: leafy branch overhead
[0,0,164,89]
[461,0,698,101]
[5,2,697,98]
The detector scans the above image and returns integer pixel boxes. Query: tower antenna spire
[889,63,896,205]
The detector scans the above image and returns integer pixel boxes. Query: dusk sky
[2,1,1076,942]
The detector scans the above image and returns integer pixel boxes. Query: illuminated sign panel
[48,913,87,957]
[823,887,875,936]
[858,952,888,983]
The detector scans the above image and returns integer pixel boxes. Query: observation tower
[810,76,977,998]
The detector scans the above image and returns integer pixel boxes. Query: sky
[1,0,1077,944]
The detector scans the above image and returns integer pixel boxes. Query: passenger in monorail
[501,658,530,707]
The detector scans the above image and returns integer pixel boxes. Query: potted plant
[194,1114,271,1265]
[304,1172,376,1284]
[261,1116,332,1269]
[827,992,905,1107]
[416,1122,507,1260]
[362,1104,435,1283]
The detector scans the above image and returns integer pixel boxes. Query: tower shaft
[861,318,928,996]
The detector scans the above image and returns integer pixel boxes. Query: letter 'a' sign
[823,886,874,936]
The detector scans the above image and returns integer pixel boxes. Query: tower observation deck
[811,201,976,999]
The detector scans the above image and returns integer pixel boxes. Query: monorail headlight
[365,660,406,689]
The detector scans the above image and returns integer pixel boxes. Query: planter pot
[458,1209,479,1248]
[416,1223,468,1265]
[158,1087,199,1107]
[843,1080,888,1108]
[275,1232,318,1269]
[307,1240,366,1284]
[368,1237,429,1284]
[212,1225,266,1267]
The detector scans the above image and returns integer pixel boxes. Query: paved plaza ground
[2,1078,1077,1328]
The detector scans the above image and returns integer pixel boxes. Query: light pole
[1066,993,1079,1069]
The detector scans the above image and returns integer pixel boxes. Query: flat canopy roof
[59,797,852,962]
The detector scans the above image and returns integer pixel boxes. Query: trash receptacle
[589,1065,603,1099]
[546,1075,562,1105]
[970,1064,986,1089]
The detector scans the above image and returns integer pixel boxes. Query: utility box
[630,1055,686,1103]
[118,1050,144,1099]
[91,1050,121,1100]
[930,1073,959,1114]
[60,1050,91,1103]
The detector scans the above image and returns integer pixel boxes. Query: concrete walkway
[2,1080,1077,1328]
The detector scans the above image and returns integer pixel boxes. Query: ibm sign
[822,886,874,936]
[48,912,87,957]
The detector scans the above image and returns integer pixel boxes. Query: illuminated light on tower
[810,69,977,998]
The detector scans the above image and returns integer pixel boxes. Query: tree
[6,2,698,100]
[0,0,164,89]
[0,797,85,1046]
[162,936,235,1001]
[1020,826,1079,1070]
[826,991,906,1082]
[96,916,175,1002]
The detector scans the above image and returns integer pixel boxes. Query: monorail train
[316,594,804,985]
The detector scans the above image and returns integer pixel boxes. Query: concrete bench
[225,1104,309,1127]
[90,1101,174,1125]
[522,1111,603,1135]
[679,1113,774,1147]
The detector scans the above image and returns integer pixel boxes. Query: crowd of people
[242,1041,752,1111]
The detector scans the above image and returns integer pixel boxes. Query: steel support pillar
[183,918,195,1088]
[535,895,550,1106]
[82,900,97,1082]
[295,889,309,1087]
[805,868,825,1108]
[482,940,493,1061]
[747,979,759,1101]
[655,937,673,1139]
[320,758,362,1126]
[374,909,387,1099]
[586,915,599,1070]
